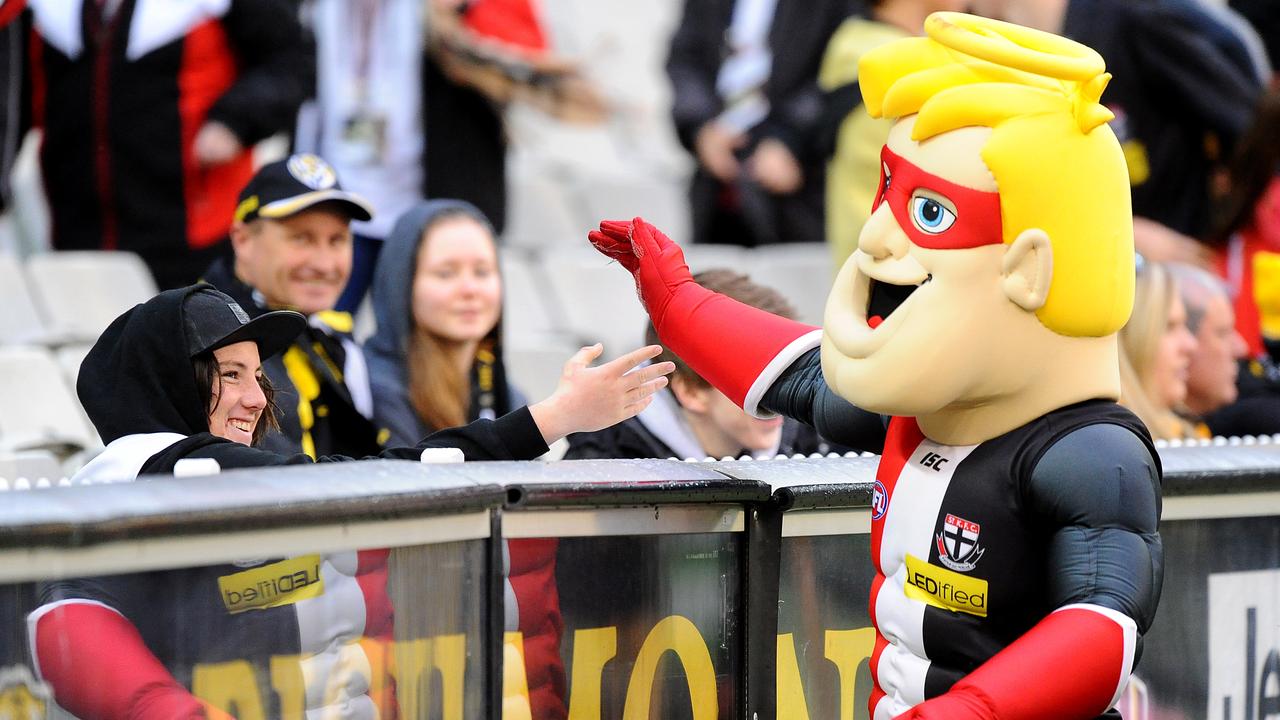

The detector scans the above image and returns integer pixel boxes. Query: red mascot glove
[32,601,233,719]
[587,217,819,414]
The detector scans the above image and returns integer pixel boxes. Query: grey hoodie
[364,200,524,446]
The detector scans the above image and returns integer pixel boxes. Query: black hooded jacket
[76,286,549,475]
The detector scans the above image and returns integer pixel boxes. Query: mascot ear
[1001,229,1053,312]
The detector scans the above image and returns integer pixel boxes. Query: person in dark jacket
[969,0,1263,247]
[27,284,671,719]
[23,0,310,288]
[567,269,834,461]
[364,199,571,718]
[665,0,856,247]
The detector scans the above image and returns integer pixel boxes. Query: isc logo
[920,452,949,471]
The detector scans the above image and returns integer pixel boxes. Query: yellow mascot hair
[860,12,1135,337]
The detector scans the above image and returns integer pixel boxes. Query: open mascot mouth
[866,274,930,328]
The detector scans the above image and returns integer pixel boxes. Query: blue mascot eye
[910,196,956,234]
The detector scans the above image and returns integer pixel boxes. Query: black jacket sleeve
[144,407,550,472]
[665,0,724,152]
[1025,423,1163,640]
[761,348,886,453]
[205,0,311,145]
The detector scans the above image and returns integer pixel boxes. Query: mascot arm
[898,423,1161,720]
[762,348,888,452]
[588,218,820,415]
[30,600,231,719]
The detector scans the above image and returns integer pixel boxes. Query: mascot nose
[858,206,910,261]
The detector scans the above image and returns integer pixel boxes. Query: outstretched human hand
[587,217,695,326]
[528,344,675,444]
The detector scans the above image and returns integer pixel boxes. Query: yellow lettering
[566,626,618,720]
[392,638,433,719]
[192,660,266,720]
[434,634,467,720]
[825,628,876,720]
[503,632,532,720]
[776,633,811,720]
[391,635,468,719]
[268,654,306,719]
[622,615,717,720]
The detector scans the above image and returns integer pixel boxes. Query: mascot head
[821,12,1133,440]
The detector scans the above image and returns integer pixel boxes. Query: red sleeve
[30,601,229,720]
[895,604,1136,720]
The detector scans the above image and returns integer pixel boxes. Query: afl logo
[871,480,888,520]
[286,154,337,190]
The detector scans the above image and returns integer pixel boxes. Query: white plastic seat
[0,346,98,454]
[745,243,835,325]
[0,253,49,344]
[0,450,63,488]
[55,343,94,387]
[26,250,158,344]
[505,336,584,404]
[680,244,748,275]
[501,249,571,341]
[540,246,649,359]
[503,167,584,248]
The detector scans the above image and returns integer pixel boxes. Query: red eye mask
[872,146,1004,250]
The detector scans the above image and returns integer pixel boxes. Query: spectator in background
[0,0,24,220]
[364,200,521,446]
[1169,263,1249,426]
[202,153,386,459]
[969,0,1262,263]
[1209,89,1280,358]
[817,0,967,268]
[20,0,308,289]
[364,200,636,720]
[566,269,832,461]
[666,0,855,247]
[1119,260,1201,441]
[294,0,605,312]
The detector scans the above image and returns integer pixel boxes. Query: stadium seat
[746,243,835,325]
[502,249,571,341]
[505,336,584,404]
[680,243,748,275]
[55,343,93,386]
[0,346,98,455]
[25,250,158,344]
[0,450,63,487]
[540,246,649,359]
[503,165,584,248]
[0,253,48,345]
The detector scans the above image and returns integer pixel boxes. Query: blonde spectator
[1119,260,1201,440]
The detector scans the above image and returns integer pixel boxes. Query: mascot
[588,12,1161,720]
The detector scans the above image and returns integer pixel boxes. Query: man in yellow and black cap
[202,153,385,458]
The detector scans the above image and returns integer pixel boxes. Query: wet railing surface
[1,442,1277,719]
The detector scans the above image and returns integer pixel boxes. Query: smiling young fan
[27,285,672,719]
[589,12,1161,720]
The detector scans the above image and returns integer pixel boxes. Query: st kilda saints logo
[936,513,984,572]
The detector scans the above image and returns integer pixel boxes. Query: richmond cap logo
[936,513,985,572]
[286,154,337,190]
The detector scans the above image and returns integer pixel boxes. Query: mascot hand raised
[589,217,819,415]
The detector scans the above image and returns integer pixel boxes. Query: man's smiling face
[821,117,1044,416]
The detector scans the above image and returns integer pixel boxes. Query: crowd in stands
[2,0,1280,718]
[0,0,1276,466]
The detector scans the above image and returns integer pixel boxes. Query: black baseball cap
[183,287,307,360]
[233,153,374,224]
